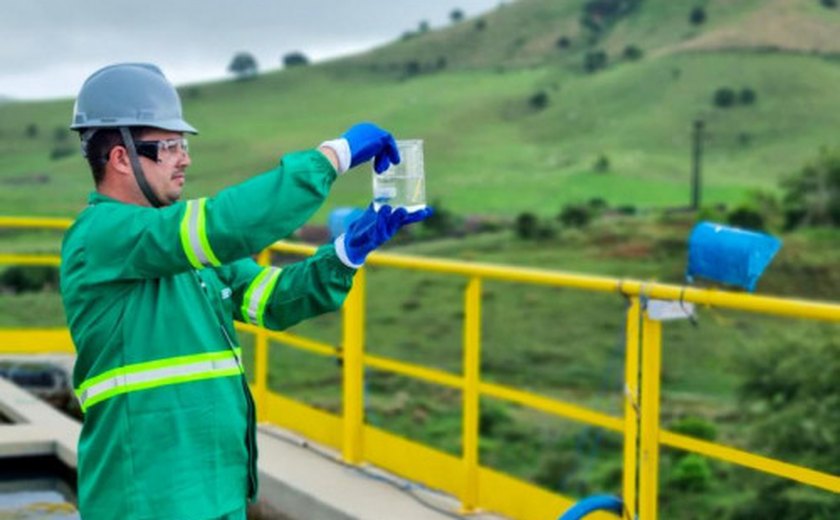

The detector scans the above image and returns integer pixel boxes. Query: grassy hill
[1,0,840,221]
[3,2,839,516]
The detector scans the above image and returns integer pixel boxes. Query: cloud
[0,0,499,99]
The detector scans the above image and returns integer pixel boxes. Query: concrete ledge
[0,377,80,468]
[257,424,508,520]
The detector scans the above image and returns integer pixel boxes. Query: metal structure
[1,216,839,520]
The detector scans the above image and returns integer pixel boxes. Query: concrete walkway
[257,425,508,520]
[0,377,509,520]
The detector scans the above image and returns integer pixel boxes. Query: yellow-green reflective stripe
[81,365,242,412]
[197,198,221,266]
[241,269,271,325]
[257,269,282,328]
[241,267,282,327]
[76,349,238,395]
[179,201,202,269]
[76,349,244,412]
[179,198,221,269]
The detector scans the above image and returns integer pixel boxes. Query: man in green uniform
[61,63,431,520]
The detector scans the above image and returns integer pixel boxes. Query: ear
[107,145,133,177]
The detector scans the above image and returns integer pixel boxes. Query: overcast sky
[0,0,501,101]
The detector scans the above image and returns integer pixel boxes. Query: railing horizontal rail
[364,353,464,389]
[0,254,61,267]
[0,216,73,230]
[480,381,624,433]
[268,243,840,322]
[660,430,840,494]
[236,324,339,358]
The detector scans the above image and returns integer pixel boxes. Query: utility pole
[691,119,705,211]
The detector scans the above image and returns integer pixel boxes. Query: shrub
[422,199,458,236]
[50,144,76,160]
[227,52,258,81]
[583,50,608,73]
[623,45,643,60]
[689,6,706,25]
[528,91,549,111]
[479,400,512,436]
[515,212,539,239]
[668,454,712,491]
[727,206,765,231]
[593,154,610,173]
[588,197,608,211]
[820,0,837,8]
[53,127,69,142]
[556,36,571,49]
[449,9,465,23]
[475,19,487,31]
[739,87,757,105]
[404,60,421,77]
[781,147,840,228]
[0,266,59,293]
[669,416,717,441]
[713,87,736,108]
[559,204,591,228]
[25,123,38,138]
[282,51,309,68]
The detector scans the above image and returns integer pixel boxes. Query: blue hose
[557,495,623,520]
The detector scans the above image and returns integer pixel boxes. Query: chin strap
[119,127,163,208]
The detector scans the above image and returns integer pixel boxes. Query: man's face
[135,129,191,205]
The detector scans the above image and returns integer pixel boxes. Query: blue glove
[342,123,401,173]
[337,204,434,266]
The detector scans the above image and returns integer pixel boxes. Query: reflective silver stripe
[78,357,240,410]
[186,199,212,266]
[245,267,281,325]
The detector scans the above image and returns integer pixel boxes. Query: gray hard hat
[70,63,197,134]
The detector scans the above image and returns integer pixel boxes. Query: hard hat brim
[70,118,198,135]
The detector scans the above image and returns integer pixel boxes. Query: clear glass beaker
[372,139,426,212]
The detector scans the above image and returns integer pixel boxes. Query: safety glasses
[134,137,189,163]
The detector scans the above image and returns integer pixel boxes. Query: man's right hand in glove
[319,122,401,174]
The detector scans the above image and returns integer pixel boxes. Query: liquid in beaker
[372,139,426,212]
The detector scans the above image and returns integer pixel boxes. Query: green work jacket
[60,150,356,520]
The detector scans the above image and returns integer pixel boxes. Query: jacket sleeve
[83,150,337,282]
[218,245,356,330]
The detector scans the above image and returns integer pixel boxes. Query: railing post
[342,267,366,464]
[461,277,482,512]
[638,309,663,520]
[254,249,270,422]
[622,297,642,520]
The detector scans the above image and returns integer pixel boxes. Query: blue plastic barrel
[328,207,366,241]
[686,221,782,292]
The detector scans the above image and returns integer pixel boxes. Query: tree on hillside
[689,6,707,25]
[228,52,258,81]
[782,147,840,228]
[450,8,465,23]
[283,51,309,68]
[418,20,430,33]
[731,340,840,518]
[583,50,608,73]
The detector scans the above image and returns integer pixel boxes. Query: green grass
[2,1,839,516]
[1,2,839,220]
[3,217,838,517]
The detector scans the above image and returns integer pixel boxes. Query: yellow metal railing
[2,216,839,520]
